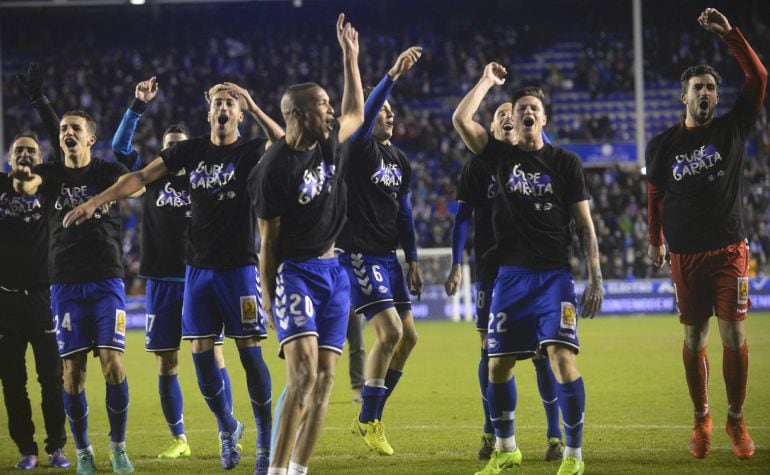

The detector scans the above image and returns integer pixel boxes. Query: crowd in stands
[2,0,768,288]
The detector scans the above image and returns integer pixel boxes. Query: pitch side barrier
[123,277,770,329]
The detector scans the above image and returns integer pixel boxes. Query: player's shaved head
[281,82,322,120]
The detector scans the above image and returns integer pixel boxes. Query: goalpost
[399,247,474,322]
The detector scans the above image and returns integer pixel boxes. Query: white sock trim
[564,446,582,460]
[496,435,516,452]
[364,379,386,387]
[288,460,309,475]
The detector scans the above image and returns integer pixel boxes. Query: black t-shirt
[337,138,411,254]
[140,173,190,279]
[35,158,128,283]
[479,138,589,270]
[0,174,48,288]
[160,136,266,269]
[456,156,499,282]
[646,96,757,254]
[250,121,347,262]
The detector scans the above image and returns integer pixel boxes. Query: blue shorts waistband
[285,257,339,268]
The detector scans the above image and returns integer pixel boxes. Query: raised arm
[350,46,422,142]
[698,8,768,111]
[571,200,604,318]
[258,216,281,329]
[336,13,365,142]
[113,77,159,170]
[17,62,62,162]
[444,201,473,296]
[452,62,506,155]
[62,157,168,227]
[223,82,285,145]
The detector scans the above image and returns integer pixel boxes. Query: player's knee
[547,346,578,383]
[288,362,318,397]
[62,355,87,392]
[488,356,515,382]
[380,323,403,350]
[719,323,746,350]
[100,358,126,385]
[157,352,179,375]
[312,369,336,404]
[401,324,418,350]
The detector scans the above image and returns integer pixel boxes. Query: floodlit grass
[1,313,768,473]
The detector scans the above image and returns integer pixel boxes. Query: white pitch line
[1,423,768,440]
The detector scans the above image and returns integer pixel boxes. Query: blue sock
[220,367,233,415]
[558,377,585,448]
[106,379,129,443]
[532,358,562,440]
[487,377,517,439]
[159,374,185,437]
[360,384,387,423]
[378,368,403,420]
[479,349,493,434]
[238,346,272,452]
[270,386,287,456]
[62,390,90,450]
[192,350,236,434]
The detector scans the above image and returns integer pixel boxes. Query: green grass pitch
[1,313,768,474]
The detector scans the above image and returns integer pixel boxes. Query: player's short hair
[62,110,97,135]
[163,124,189,138]
[680,65,722,94]
[286,82,321,100]
[12,132,41,147]
[511,86,546,110]
[9,132,41,156]
[281,82,323,117]
[207,83,240,105]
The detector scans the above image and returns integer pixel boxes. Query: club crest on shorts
[241,295,258,323]
[560,302,576,330]
[115,309,126,336]
[737,277,749,305]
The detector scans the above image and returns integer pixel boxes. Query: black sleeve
[160,139,194,174]
[251,158,288,219]
[564,151,590,203]
[644,135,665,188]
[478,134,501,166]
[456,160,475,203]
[723,94,761,144]
[399,152,412,197]
[31,97,63,163]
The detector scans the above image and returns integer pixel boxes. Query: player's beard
[690,101,713,125]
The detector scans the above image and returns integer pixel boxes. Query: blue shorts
[473,280,494,332]
[486,266,579,358]
[274,257,350,355]
[145,279,223,351]
[339,251,411,320]
[182,265,267,341]
[51,278,127,357]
